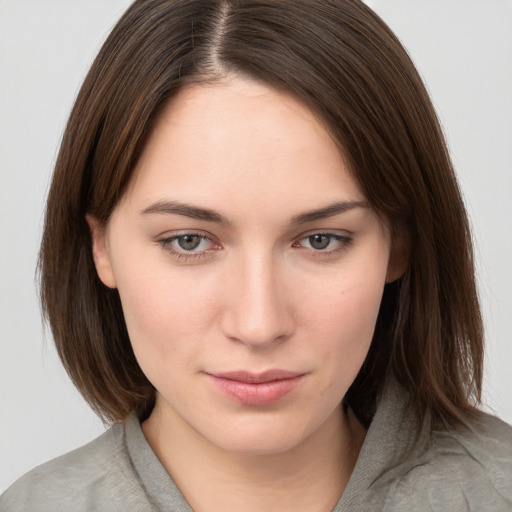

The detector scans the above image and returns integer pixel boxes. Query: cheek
[299,253,388,374]
[113,260,220,376]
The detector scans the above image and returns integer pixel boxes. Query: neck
[142,399,365,512]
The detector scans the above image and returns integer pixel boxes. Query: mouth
[206,370,305,405]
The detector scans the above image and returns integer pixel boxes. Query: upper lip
[208,370,304,384]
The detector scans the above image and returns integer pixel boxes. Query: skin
[88,75,404,511]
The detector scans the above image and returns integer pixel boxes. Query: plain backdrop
[1,0,511,493]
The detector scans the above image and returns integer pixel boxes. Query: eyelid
[291,228,353,245]
[293,227,353,239]
[154,227,218,240]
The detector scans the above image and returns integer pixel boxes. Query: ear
[386,233,409,283]
[85,214,117,289]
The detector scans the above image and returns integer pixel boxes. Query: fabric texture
[2,381,511,511]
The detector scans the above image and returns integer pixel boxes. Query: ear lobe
[85,214,117,289]
[386,235,409,283]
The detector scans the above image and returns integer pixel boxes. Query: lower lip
[208,375,303,405]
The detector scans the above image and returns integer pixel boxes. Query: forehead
[123,76,365,213]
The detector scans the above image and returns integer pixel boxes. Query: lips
[206,370,305,405]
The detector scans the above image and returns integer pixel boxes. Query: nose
[220,251,295,348]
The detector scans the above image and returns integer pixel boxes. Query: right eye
[159,233,221,260]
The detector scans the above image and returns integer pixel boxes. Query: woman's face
[89,76,400,455]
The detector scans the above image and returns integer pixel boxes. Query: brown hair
[39,0,483,429]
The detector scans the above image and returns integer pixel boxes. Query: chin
[198,414,316,457]
[213,431,305,457]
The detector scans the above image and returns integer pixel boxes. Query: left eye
[306,234,333,250]
[294,233,350,252]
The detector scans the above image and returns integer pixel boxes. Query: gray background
[1,0,511,493]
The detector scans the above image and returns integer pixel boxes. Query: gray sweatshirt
[2,380,511,511]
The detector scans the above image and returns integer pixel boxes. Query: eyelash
[158,231,353,261]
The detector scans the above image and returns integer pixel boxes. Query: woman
[2,0,511,510]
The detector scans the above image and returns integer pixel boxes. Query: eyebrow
[290,200,368,225]
[140,199,368,225]
[141,200,231,225]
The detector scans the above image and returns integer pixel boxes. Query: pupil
[310,235,330,250]
[178,235,201,250]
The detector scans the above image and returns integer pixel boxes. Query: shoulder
[0,421,153,512]
[386,412,512,511]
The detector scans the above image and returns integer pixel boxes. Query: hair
[39,0,483,430]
